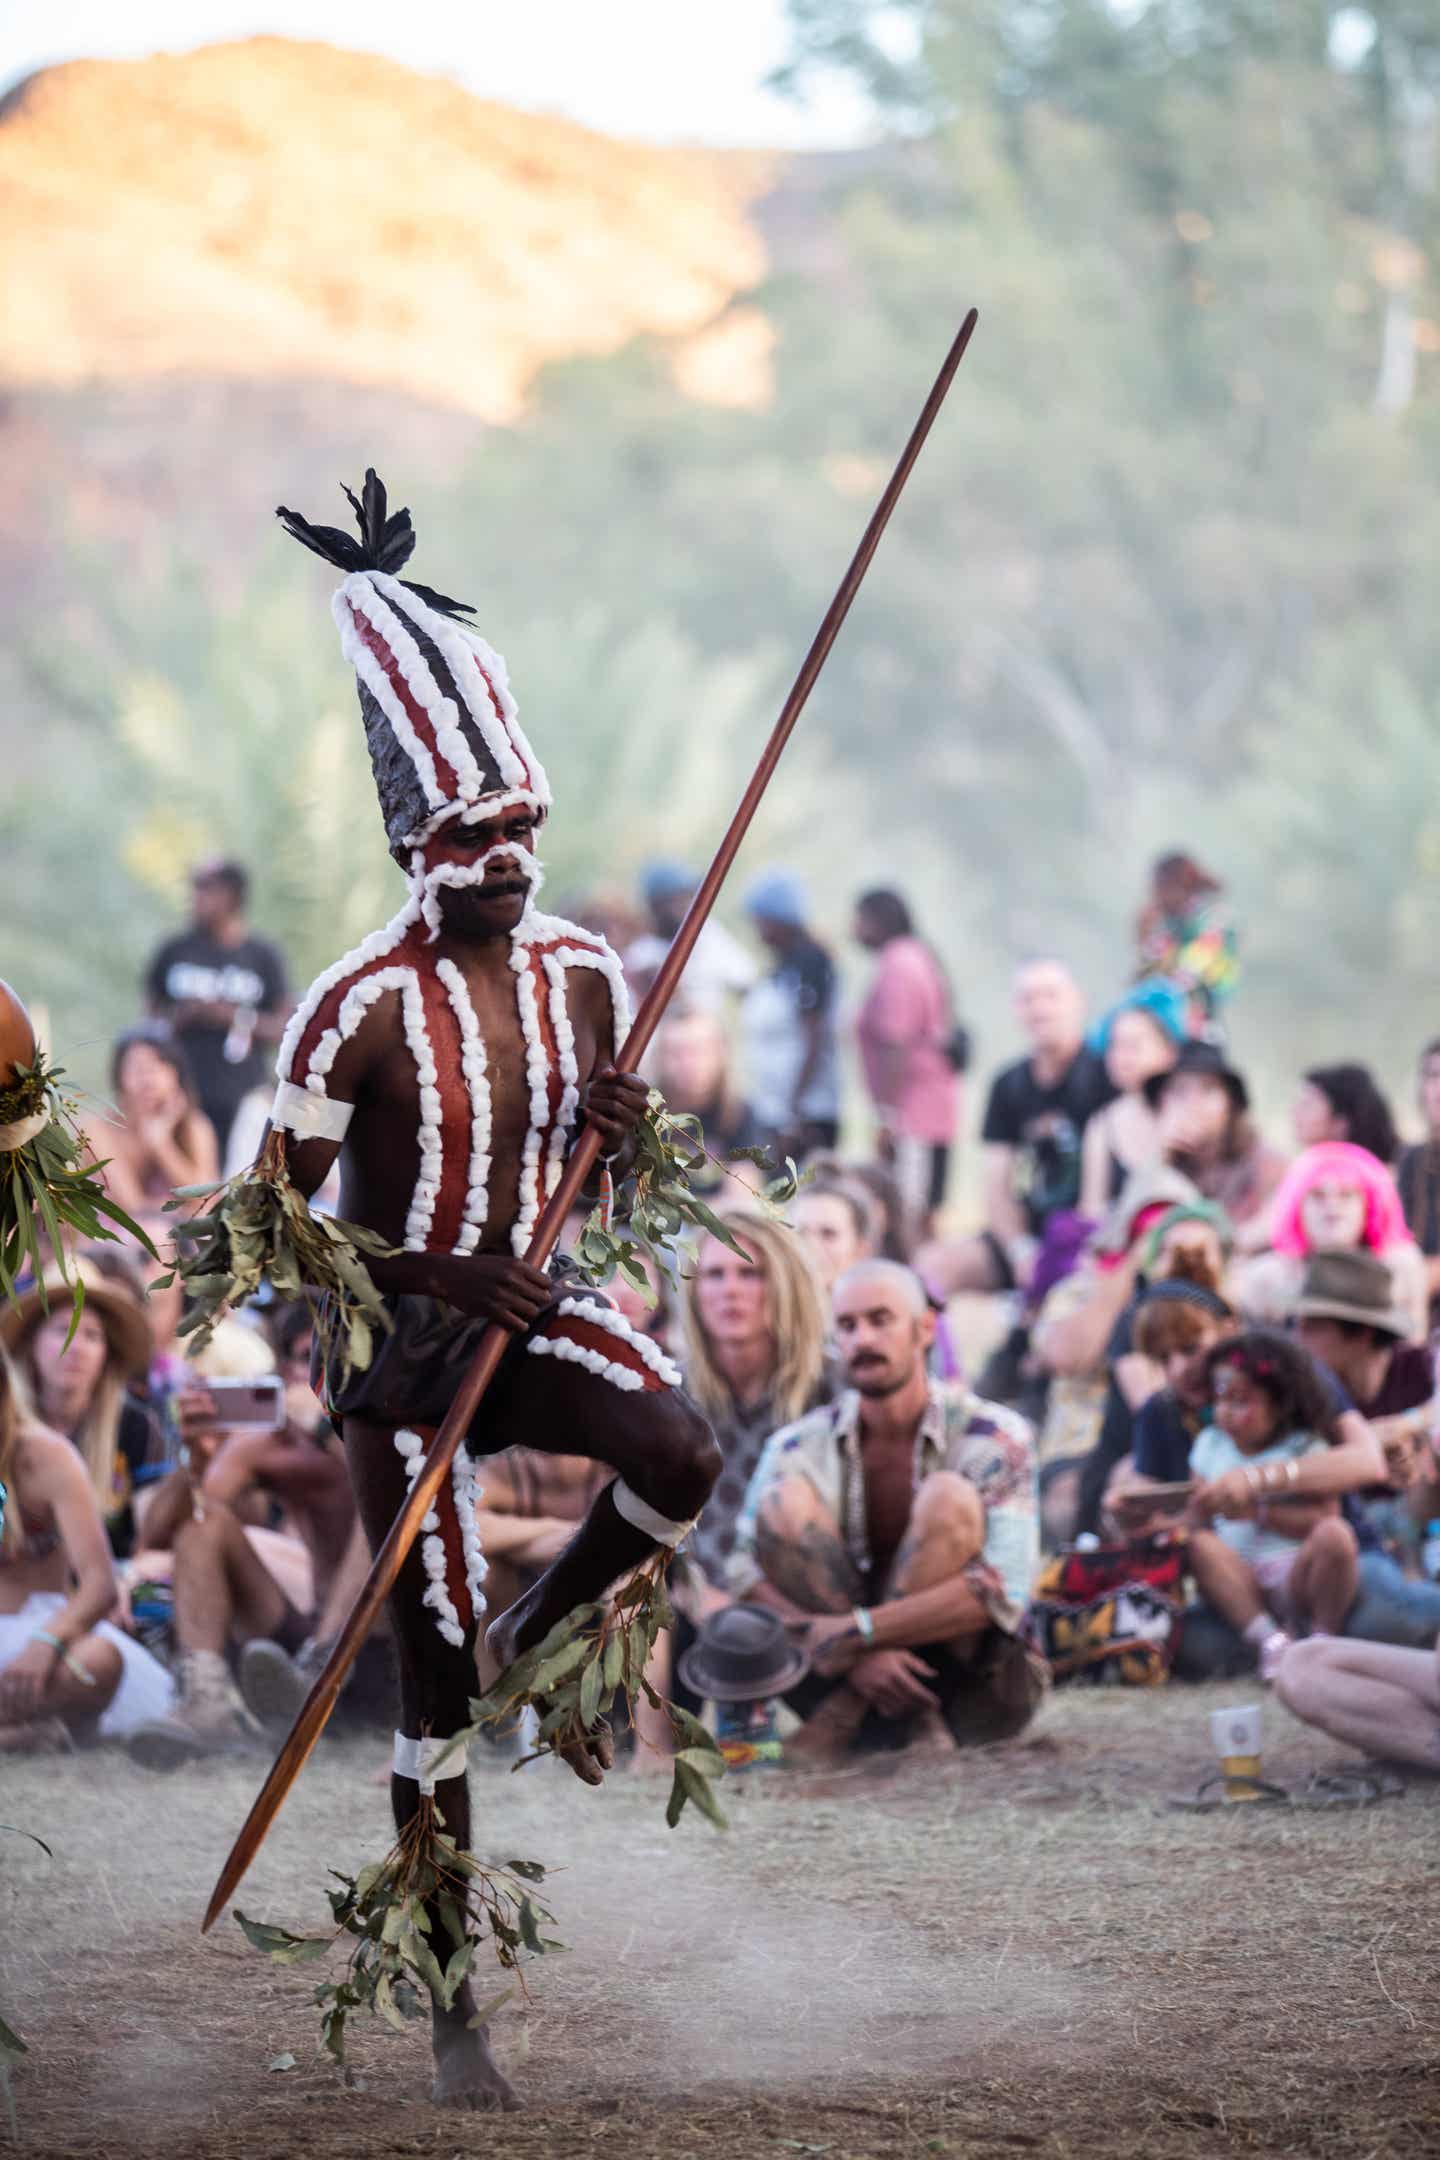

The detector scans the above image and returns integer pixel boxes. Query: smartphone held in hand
[204,1375,286,1431]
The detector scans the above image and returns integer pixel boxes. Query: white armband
[270,1081,354,1144]
[612,1477,695,1548]
[392,1730,468,1794]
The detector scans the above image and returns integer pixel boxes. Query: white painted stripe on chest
[434,956,493,1257]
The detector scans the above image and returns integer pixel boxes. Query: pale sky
[0,0,883,148]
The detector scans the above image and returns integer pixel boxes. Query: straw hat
[0,1256,153,1376]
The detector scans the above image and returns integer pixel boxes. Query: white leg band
[611,1477,695,1548]
[270,1080,354,1144]
[392,1730,469,1794]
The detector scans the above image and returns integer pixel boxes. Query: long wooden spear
[202,306,979,1933]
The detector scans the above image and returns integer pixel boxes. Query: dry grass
[3,1682,1438,2158]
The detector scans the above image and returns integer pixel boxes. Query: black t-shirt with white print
[145,930,288,1140]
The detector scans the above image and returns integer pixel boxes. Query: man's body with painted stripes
[269,474,720,2110]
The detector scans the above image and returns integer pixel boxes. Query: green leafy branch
[157,1130,394,1386]
[573,1095,803,1304]
[0,1055,157,1342]
[234,1795,557,2068]
[457,1551,728,1831]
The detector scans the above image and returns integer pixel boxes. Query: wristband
[31,1629,96,1686]
[852,1606,876,1644]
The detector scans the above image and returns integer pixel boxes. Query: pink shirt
[855,936,959,1145]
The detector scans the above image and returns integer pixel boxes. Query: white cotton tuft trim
[377,573,532,798]
[393,1429,469,1648]
[275,897,420,1085]
[509,941,551,1258]
[334,580,446,812]
[409,841,544,945]
[452,1448,489,1616]
[525,1331,646,1393]
[553,1297,682,1388]
[434,956,493,1256]
[346,577,486,805]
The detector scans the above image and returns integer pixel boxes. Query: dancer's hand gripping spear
[202,306,979,1933]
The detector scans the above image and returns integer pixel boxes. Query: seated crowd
[3,848,1440,1783]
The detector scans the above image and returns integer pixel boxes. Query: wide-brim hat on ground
[0,1256,153,1376]
[1291,1248,1409,1340]
[677,1603,812,1704]
[1144,1040,1249,1115]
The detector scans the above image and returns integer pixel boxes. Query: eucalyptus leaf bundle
[0,1056,156,1340]
[574,1095,802,1300]
[461,1552,728,1832]
[158,1130,394,1384]
[235,1796,555,2067]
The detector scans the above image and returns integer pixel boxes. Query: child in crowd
[1186,1331,1357,1681]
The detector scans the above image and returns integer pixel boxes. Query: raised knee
[1273,1634,1333,1717]
[1307,1515,1358,1561]
[649,1396,720,1518]
[78,1636,124,1690]
[174,1506,227,1554]
[912,1470,982,1530]
[757,1472,828,1543]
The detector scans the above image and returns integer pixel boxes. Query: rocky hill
[0,36,778,421]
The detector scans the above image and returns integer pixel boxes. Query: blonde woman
[0,1255,158,1558]
[678,1206,836,1608]
[0,1345,174,1746]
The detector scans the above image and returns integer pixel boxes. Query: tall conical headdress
[278,471,551,855]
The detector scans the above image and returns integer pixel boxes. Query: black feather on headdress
[276,468,476,620]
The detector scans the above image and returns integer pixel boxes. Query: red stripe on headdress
[347,600,463,803]
[470,654,533,794]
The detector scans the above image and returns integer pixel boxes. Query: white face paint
[408,836,545,942]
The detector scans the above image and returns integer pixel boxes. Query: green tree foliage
[12,2,1440,1102]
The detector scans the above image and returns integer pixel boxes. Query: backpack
[1025,1533,1186,1687]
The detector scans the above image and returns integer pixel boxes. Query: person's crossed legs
[755,1469,989,1761]
[1275,1635,1440,1771]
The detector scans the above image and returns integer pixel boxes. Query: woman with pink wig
[1236,1142,1427,1341]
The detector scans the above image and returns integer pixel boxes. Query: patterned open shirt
[726,1380,1038,1628]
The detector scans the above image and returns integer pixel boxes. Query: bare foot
[783,1682,869,1769]
[556,1723,613,1788]
[0,1716,72,1755]
[485,1599,615,1788]
[431,2008,520,2112]
[902,1710,961,1763]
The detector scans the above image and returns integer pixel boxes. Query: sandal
[1167,1771,1291,1812]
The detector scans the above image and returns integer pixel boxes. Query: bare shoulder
[15,1418,89,1502]
[315,974,409,1094]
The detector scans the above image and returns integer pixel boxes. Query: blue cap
[743,868,808,928]
[640,858,695,907]
[1091,978,1190,1055]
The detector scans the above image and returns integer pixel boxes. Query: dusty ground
[3,1683,1438,2159]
